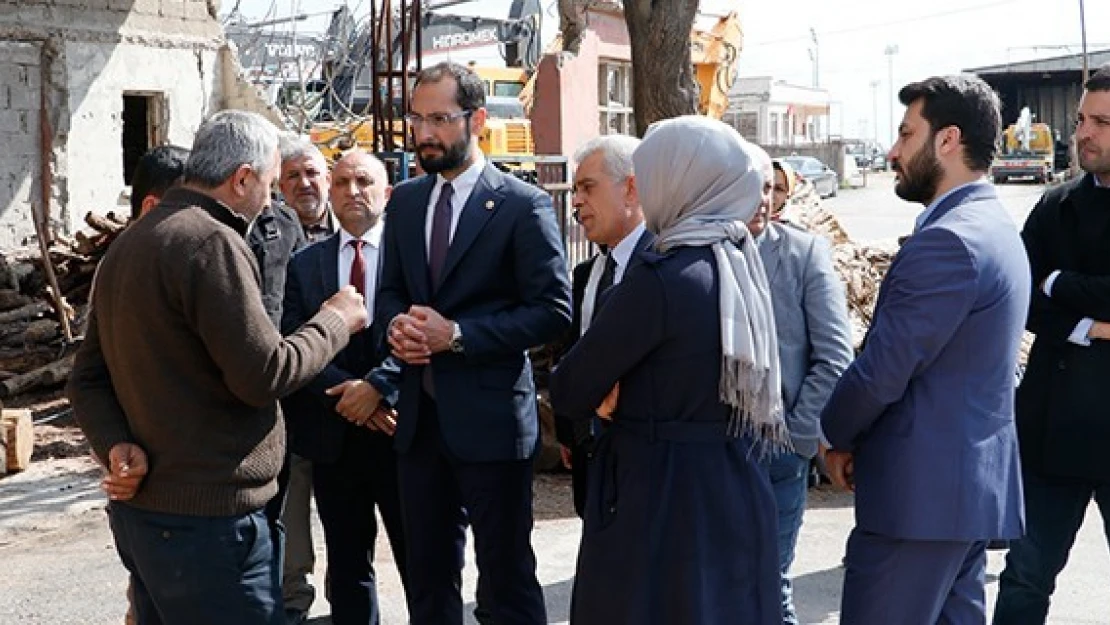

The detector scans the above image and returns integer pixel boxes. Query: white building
[723,76,831,146]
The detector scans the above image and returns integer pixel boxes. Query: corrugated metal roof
[966,49,1110,75]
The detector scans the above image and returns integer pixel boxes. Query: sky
[226,0,1110,147]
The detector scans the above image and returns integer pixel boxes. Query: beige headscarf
[633,116,788,448]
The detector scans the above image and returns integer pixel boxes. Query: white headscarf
[633,116,788,448]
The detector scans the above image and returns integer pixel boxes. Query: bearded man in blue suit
[820,75,1031,625]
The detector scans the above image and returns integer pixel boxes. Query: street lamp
[869,79,880,145]
[1080,0,1089,83]
[884,45,899,148]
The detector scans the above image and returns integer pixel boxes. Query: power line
[749,1,1025,46]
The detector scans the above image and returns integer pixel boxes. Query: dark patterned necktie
[428,182,454,287]
[591,253,618,319]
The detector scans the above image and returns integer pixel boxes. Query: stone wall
[0,0,224,247]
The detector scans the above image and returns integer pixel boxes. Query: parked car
[784,155,839,198]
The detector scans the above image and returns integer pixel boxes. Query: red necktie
[349,239,366,300]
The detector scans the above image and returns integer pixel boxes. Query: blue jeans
[108,502,282,625]
[760,451,809,625]
[993,470,1110,624]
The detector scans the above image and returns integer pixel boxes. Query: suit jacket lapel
[919,183,997,231]
[759,224,785,284]
[400,176,436,303]
[319,234,341,296]
[626,229,655,273]
[436,164,505,290]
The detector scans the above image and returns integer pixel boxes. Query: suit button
[1058,360,1066,370]
[162,531,171,539]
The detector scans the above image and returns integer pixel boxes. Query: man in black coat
[555,134,652,518]
[994,64,1110,624]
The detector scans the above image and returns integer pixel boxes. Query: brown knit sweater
[68,188,350,517]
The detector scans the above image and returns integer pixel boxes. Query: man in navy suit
[359,62,571,625]
[281,150,408,625]
[820,75,1031,624]
[555,133,652,518]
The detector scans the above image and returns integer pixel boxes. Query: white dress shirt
[424,155,487,257]
[608,222,647,285]
[580,223,648,334]
[338,222,384,318]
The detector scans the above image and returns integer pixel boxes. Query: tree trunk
[623,0,700,136]
[557,0,586,55]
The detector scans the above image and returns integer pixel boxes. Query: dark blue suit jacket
[281,234,387,463]
[373,164,572,463]
[820,183,1031,541]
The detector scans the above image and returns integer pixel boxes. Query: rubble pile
[0,211,128,400]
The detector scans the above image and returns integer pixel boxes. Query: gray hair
[573,134,641,180]
[184,110,280,187]
[279,133,327,164]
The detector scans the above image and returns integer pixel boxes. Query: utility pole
[810,27,819,88]
[1080,0,1090,83]
[870,79,880,145]
[885,45,899,148]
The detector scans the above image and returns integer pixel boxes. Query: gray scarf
[633,116,788,448]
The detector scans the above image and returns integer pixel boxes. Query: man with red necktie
[281,149,410,625]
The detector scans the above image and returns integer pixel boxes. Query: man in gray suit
[749,149,855,624]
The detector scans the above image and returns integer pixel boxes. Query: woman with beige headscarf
[550,116,785,624]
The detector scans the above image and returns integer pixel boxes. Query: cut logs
[0,209,128,404]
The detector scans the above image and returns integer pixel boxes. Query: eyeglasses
[404,110,473,128]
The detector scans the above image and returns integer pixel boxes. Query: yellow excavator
[308,9,740,166]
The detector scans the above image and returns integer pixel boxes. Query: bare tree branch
[558,0,586,55]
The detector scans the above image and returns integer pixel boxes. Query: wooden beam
[2,409,33,473]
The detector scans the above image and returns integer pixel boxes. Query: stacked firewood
[0,211,129,400]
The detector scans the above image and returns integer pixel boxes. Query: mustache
[417,141,445,151]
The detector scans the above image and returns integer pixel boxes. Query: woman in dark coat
[550,116,787,625]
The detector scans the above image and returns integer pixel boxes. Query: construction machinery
[303,1,540,168]
[991,106,1055,183]
[691,12,742,120]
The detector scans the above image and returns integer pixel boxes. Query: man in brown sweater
[67,110,367,625]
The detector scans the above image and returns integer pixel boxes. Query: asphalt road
[824,171,1046,243]
[2,174,1108,624]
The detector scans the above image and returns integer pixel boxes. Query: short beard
[1078,141,1110,178]
[894,138,944,204]
[417,136,470,174]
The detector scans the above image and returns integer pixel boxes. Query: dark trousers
[313,425,409,625]
[842,528,987,625]
[569,441,592,519]
[107,502,281,625]
[993,470,1110,624]
[398,394,546,625]
[263,451,292,601]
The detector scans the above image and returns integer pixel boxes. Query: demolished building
[0,0,276,248]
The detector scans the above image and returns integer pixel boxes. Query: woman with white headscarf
[550,116,786,624]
